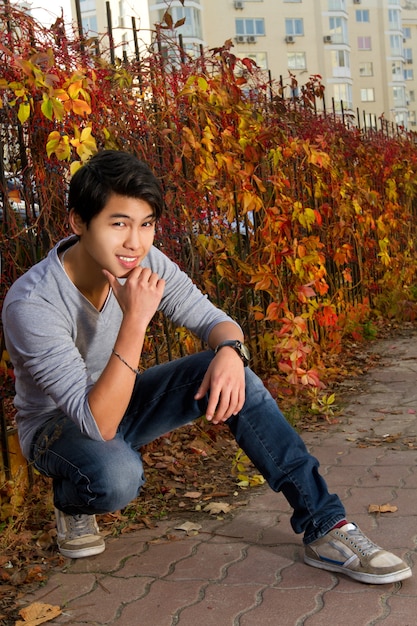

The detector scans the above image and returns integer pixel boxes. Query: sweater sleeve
[3,298,104,443]
[143,246,240,343]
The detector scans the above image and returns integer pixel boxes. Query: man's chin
[118,269,134,279]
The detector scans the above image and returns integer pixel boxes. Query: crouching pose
[2,150,412,585]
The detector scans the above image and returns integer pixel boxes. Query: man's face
[73,194,157,278]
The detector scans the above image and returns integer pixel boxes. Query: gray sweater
[2,236,237,458]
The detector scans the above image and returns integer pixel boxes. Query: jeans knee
[83,452,145,513]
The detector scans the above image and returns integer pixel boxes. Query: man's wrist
[214,340,250,366]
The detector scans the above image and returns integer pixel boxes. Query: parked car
[0,172,39,224]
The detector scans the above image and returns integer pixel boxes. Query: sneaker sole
[304,555,412,584]
[58,543,106,559]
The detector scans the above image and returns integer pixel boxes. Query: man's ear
[68,209,85,236]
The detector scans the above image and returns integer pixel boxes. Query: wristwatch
[214,340,250,366]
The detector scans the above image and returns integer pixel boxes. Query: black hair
[68,150,165,227]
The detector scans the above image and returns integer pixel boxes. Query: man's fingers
[209,387,244,424]
[102,269,117,288]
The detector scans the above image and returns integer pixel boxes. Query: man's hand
[194,347,246,424]
[103,266,165,329]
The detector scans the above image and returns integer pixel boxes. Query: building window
[392,61,403,78]
[404,48,413,64]
[405,69,414,80]
[158,6,202,39]
[328,0,345,9]
[355,10,369,23]
[361,88,375,102]
[80,0,96,9]
[390,34,403,56]
[359,62,373,76]
[81,15,98,34]
[287,51,306,70]
[409,111,416,127]
[239,52,268,70]
[393,86,406,106]
[403,27,411,39]
[409,90,415,102]
[331,49,349,68]
[388,9,401,30]
[333,83,352,110]
[329,16,348,44]
[358,36,371,50]
[236,18,265,36]
[285,18,304,36]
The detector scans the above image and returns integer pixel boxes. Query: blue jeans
[29,351,345,544]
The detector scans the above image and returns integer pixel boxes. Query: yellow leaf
[46,131,70,160]
[18,101,31,124]
[70,160,83,176]
[197,76,209,91]
[70,126,97,159]
[249,474,266,486]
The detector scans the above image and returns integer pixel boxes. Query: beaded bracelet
[111,348,141,376]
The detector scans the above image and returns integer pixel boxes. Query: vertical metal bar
[106,1,115,65]
[132,16,140,62]
[74,0,85,53]
[178,33,186,64]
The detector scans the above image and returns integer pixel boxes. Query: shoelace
[340,527,380,556]
[65,514,96,540]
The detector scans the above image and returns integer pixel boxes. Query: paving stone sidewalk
[19,331,417,625]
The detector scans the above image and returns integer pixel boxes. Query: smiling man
[2,150,412,585]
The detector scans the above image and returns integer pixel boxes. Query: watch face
[215,340,250,364]
[240,342,250,361]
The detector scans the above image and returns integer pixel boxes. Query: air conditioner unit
[353,0,361,4]
[236,35,246,43]
[323,35,333,44]
[285,35,295,44]
[406,58,413,64]
[234,0,244,9]
[246,35,256,43]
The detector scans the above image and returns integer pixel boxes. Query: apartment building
[67,0,417,129]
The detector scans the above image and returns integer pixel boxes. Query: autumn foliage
[2,4,417,422]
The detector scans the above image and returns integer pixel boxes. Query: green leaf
[41,94,53,121]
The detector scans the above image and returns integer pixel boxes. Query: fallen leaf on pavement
[368,503,398,514]
[175,521,202,534]
[203,502,232,515]
[15,602,61,626]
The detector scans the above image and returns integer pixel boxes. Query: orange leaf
[16,602,62,626]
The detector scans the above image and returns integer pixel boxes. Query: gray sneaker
[304,522,412,584]
[55,507,105,558]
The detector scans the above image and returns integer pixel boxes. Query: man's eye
[113,221,126,227]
